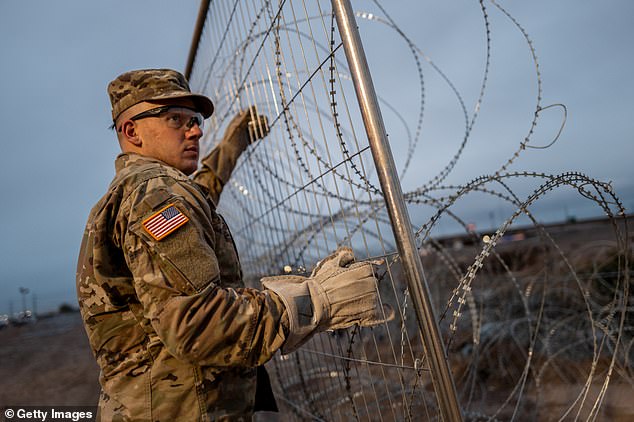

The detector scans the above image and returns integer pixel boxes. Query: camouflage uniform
[77,125,287,420]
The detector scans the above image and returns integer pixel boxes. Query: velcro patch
[142,203,189,241]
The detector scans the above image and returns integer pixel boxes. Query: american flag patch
[142,204,189,241]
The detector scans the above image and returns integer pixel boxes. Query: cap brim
[148,92,214,118]
[190,94,215,118]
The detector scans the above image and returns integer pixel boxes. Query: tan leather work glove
[262,247,393,354]
[225,105,269,146]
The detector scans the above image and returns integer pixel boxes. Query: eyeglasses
[129,106,205,130]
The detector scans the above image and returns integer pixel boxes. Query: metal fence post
[185,0,211,80]
[331,1,463,420]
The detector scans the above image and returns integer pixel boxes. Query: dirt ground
[0,312,100,407]
[1,215,632,418]
[0,310,632,420]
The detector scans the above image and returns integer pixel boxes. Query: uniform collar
[115,152,174,174]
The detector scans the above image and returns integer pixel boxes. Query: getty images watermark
[2,407,96,422]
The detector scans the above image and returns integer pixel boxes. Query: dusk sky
[0,1,632,315]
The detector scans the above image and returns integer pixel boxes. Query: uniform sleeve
[123,178,287,367]
[192,124,250,205]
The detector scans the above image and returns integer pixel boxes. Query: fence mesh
[188,1,632,420]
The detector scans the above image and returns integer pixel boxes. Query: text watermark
[2,407,96,422]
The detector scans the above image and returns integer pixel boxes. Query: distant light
[242,189,249,196]
[283,265,292,273]
[482,235,491,244]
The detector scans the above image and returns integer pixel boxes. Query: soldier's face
[133,99,204,175]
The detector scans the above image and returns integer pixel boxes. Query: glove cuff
[262,275,328,354]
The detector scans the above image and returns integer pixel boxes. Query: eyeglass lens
[163,108,204,130]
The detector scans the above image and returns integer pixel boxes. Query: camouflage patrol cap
[108,68,214,122]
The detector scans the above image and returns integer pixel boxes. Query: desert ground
[1,216,632,421]
[0,312,100,407]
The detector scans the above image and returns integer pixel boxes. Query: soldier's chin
[179,158,198,175]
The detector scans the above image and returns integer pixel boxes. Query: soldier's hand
[246,108,269,142]
[262,247,394,354]
[226,106,269,145]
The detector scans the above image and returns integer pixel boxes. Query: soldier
[76,68,389,421]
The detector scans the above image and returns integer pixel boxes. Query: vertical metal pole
[331,1,463,421]
[185,0,212,80]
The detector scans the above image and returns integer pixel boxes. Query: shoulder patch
[142,203,189,241]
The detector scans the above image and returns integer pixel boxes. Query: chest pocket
[129,199,221,295]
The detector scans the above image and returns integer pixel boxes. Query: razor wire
[187,0,633,420]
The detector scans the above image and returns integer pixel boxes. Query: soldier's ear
[121,121,142,147]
